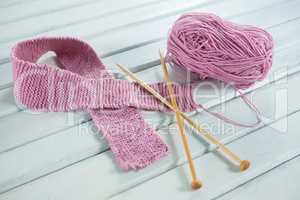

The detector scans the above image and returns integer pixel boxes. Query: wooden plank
[0,0,296,197]
[0,111,89,152]
[216,156,300,200]
[0,0,165,41]
[1,57,299,194]
[1,12,300,152]
[1,1,300,111]
[109,111,300,200]
[0,88,18,117]
[0,3,300,191]
[0,0,298,89]
[0,0,38,9]
[0,0,122,25]
[0,0,288,144]
[0,0,101,24]
[0,0,287,63]
[1,71,299,199]
[0,0,216,62]
[85,0,297,57]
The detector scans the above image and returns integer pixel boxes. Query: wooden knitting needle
[160,52,202,189]
[115,63,250,171]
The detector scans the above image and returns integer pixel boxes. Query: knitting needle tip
[191,180,202,190]
[239,160,250,171]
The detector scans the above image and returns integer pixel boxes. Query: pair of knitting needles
[116,52,250,189]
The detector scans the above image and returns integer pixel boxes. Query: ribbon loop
[11,37,199,170]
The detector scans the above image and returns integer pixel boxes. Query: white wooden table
[1,0,300,199]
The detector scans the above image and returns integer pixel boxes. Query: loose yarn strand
[196,88,262,128]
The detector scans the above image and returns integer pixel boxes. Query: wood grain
[0,0,299,199]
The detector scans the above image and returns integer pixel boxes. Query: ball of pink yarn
[167,13,274,89]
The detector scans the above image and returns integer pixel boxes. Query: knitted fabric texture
[11,37,199,170]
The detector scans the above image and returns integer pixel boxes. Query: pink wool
[167,13,274,89]
[11,13,273,170]
[11,37,199,170]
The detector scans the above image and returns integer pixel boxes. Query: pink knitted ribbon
[11,37,199,170]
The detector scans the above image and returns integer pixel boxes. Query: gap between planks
[0,0,288,65]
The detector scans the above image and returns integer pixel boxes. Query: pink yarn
[167,13,274,89]
[11,37,199,171]
[10,14,274,170]
[166,13,274,127]
[11,38,198,113]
